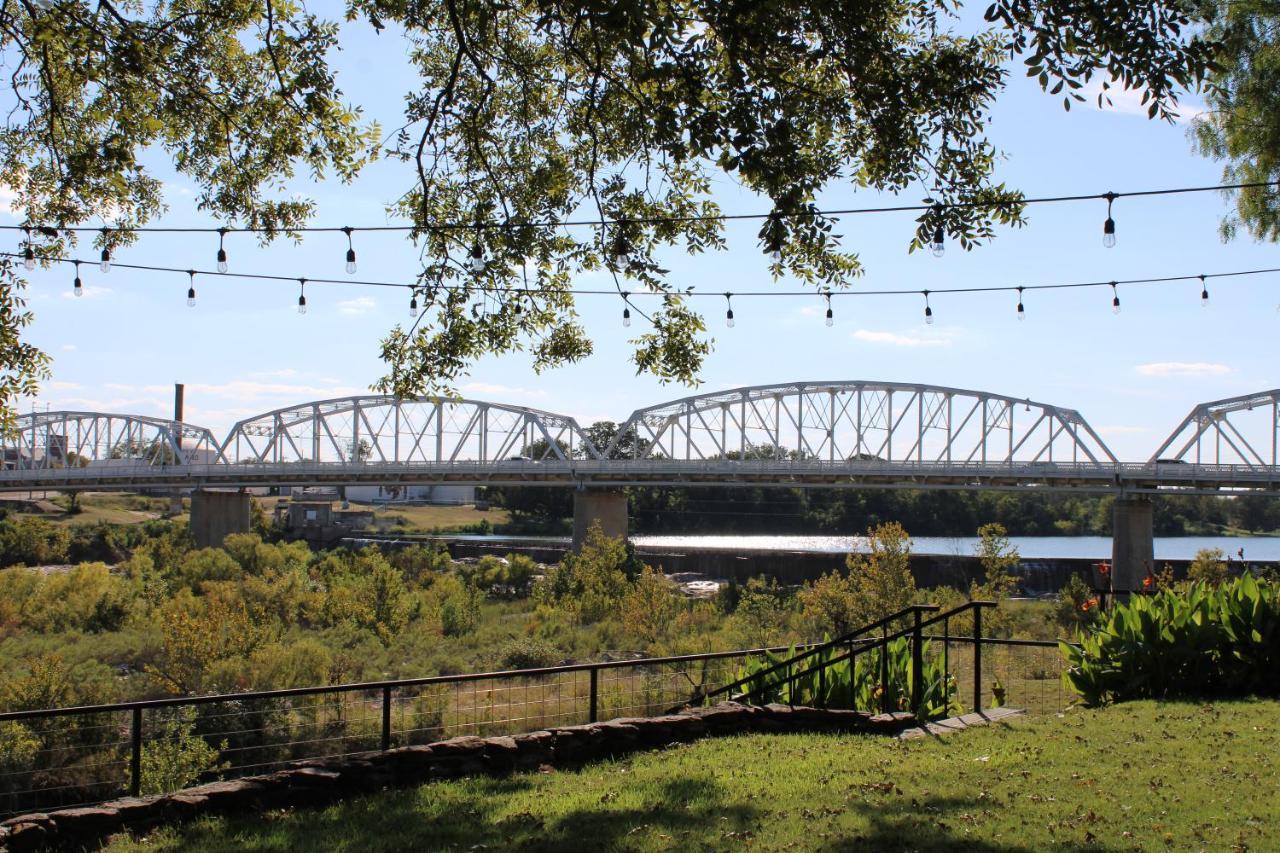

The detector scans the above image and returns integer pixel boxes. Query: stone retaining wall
[0,702,917,852]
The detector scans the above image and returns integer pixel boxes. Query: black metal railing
[705,602,997,717]
[0,621,1080,818]
[0,642,821,817]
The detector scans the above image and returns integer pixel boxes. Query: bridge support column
[1112,497,1154,595]
[572,489,628,552]
[190,490,252,549]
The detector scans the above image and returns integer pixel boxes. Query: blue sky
[9,19,1278,462]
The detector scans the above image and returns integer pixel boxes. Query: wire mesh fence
[0,647,788,818]
[0,631,1078,819]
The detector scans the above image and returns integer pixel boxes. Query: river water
[441,534,1280,562]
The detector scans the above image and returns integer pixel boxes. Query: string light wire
[1,180,1275,238]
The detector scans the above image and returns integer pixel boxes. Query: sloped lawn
[107,700,1280,852]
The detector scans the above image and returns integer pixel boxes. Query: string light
[930,206,945,258]
[824,292,834,327]
[1016,286,1025,320]
[923,290,934,324]
[408,290,418,318]
[1111,281,1121,314]
[186,270,196,307]
[99,229,111,273]
[621,292,631,327]
[1199,274,1209,308]
[468,241,486,274]
[14,250,1278,321]
[297,278,307,314]
[72,261,83,297]
[22,227,34,271]
[610,228,632,269]
[343,226,357,274]
[724,292,734,328]
[216,227,228,273]
[1103,192,1116,249]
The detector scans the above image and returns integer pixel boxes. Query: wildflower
[1081,598,1098,612]
[1099,561,1111,577]
[1142,576,1153,589]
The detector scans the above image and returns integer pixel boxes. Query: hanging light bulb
[930,206,945,257]
[724,293,735,328]
[22,227,35,271]
[216,227,228,273]
[73,261,83,297]
[99,229,111,273]
[1024,398,1032,412]
[824,292,834,327]
[622,292,631,327]
[1110,281,1121,314]
[610,228,631,269]
[1199,274,1209,308]
[1102,192,1117,249]
[343,227,357,274]
[297,278,307,315]
[186,270,197,308]
[408,290,418,318]
[923,290,934,324]
[1016,286,1025,321]
[468,241,486,274]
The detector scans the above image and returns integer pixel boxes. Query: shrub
[1187,547,1229,586]
[731,577,792,647]
[139,711,227,795]
[533,523,631,624]
[619,566,682,645]
[497,636,560,670]
[1061,576,1280,706]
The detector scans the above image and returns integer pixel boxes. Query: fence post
[589,667,599,723]
[911,608,924,716]
[847,640,856,709]
[381,686,392,751]
[879,624,889,713]
[130,707,142,797]
[973,605,983,714]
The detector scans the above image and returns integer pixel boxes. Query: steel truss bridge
[2,382,1278,496]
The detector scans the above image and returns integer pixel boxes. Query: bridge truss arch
[607,381,1117,467]
[0,411,223,470]
[1149,389,1280,468]
[219,395,600,465]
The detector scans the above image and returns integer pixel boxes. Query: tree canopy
[0,0,1221,426]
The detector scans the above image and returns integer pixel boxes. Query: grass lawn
[106,699,1279,852]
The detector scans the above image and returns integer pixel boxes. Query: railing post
[589,667,599,723]
[973,605,983,714]
[130,707,142,797]
[381,685,392,751]
[879,624,889,713]
[911,608,924,716]
[847,640,856,710]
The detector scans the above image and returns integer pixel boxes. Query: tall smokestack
[174,384,185,449]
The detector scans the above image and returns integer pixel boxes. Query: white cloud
[1135,362,1231,378]
[181,380,364,400]
[46,380,82,391]
[1080,77,1206,125]
[852,329,951,348]
[250,368,298,379]
[61,285,112,300]
[60,344,77,352]
[337,297,376,315]
[461,382,548,399]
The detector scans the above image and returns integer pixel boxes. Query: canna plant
[1061,576,1280,706]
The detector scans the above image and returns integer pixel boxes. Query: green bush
[1062,575,1280,706]
[497,636,560,670]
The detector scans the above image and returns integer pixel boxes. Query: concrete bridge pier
[190,489,252,549]
[572,488,628,552]
[1111,497,1154,594]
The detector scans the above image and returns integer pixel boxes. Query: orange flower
[1142,576,1153,589]
[1099,562,1111,577]
[1081,599,1094,612]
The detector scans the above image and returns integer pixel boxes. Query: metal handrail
[703,604,940,703]
[728,600,997,711]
